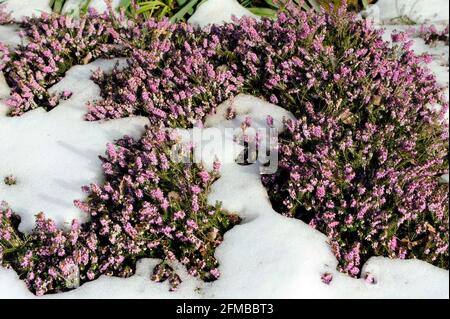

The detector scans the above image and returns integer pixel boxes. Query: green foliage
[50,0,374,21]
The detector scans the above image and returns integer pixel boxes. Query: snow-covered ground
[0,0,449,299]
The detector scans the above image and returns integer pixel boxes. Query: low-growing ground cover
[0,0,448,296]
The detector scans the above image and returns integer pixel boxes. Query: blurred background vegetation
[49,0,378,22]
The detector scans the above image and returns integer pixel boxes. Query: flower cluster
[264,117,448,275]
[1,128,240,295]
[0,8,127,115]
[73,127,239,284]
[1,202,80,295]
[86,20,243,128]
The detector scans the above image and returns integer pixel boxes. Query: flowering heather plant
[0,4,12,25]
[264,118,448,275]
[73,127,240,284]
[1,128,239,295]
[0,8,127,115]
[0,202,81,295]
[253,6,449,275]
[88,3,448,275]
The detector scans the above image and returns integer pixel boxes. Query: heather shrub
[3,175,17,186]
[249,7,449,274]
[0,128,240,295]
[263,118,448,275]
[0,1,448,283]
[0,9,127,115]
[86,4,448,277]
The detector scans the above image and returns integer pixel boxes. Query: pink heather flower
[344,215,353,225]
[398,247,407,259]
[290,171,301,181]
[378,148,388,164]
[269,95,279,104]
[187,219,198,230]
[321,273,333,285]
[389,237,398,251]
[311,126,322,138]
[191,196,199,213]
[315,186,326,200]
[364,273,376,284]
[48,267,58,279]
[198,170,210,184]
[188,268,198,277]
[106,143,117,159]
[20,251,33,269]
[62,90,72,98]
[150,188,165,202]
[1,229,11,241]
[87,271,96,280]
[391,32,407,43]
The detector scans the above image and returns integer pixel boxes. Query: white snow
[0,267,33,298]
[365,2,449,122]
[1,0,51,21]
[0,0,449,299]
[188,0,257,28]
